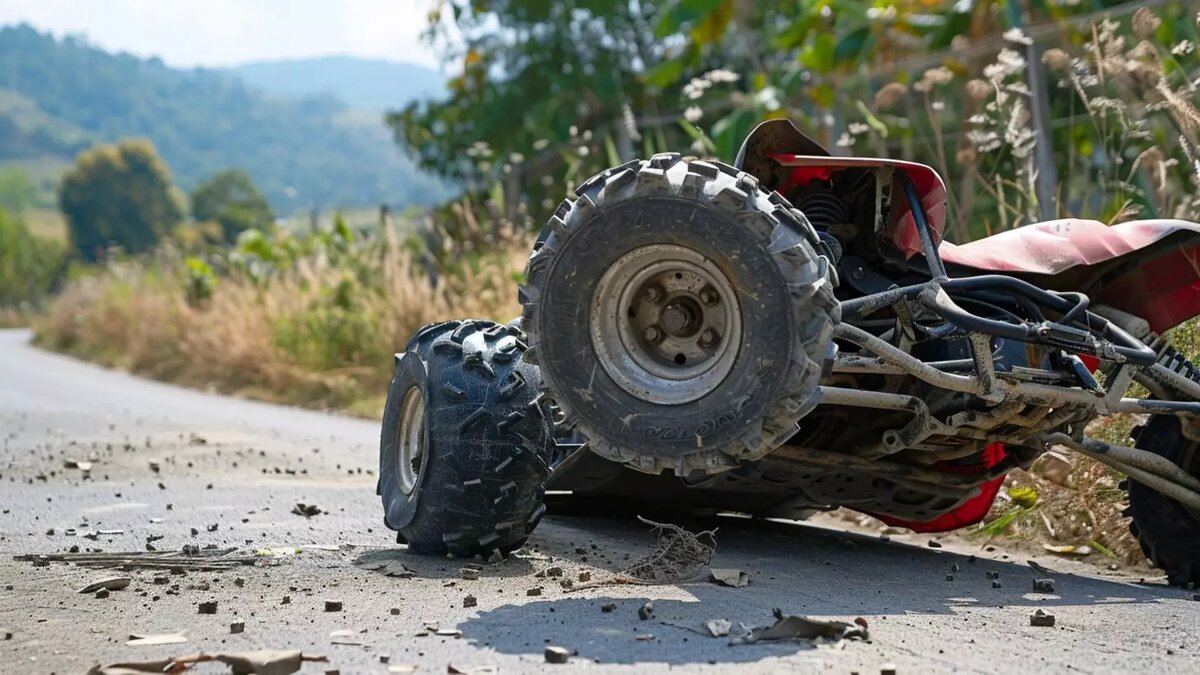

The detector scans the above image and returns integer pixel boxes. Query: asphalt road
[1,327,1198,674]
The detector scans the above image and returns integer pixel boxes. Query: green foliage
[0,207,66,306]
[0,166,36,212]
[390,0,690,216]
[58,139,184,262]
[190,169,274,241]
[0,24,451,211]
[183,256,217,307]
[271,274,378,372]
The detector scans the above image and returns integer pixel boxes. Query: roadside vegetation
[1,2,1199,570]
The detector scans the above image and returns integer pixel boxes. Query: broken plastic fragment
[731,609,869,645]
[1042,544,1092,556]
[709,568,750,587]
[704,619,732,637]
[125,633,188,646]
[79,577,131,593]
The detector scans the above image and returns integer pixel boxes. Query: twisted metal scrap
[621,516,718,583]
[572,516,718,590]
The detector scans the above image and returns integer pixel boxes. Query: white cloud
[0,0,442,68]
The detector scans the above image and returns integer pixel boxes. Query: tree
[190,169,274,241]
[58,139,183,262]
[0,167,36,213]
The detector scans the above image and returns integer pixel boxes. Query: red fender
[942,218,1200,333]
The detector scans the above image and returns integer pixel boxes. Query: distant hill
[229,56,446,112]
[0,24,452,212]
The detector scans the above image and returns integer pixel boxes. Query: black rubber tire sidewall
[1130,414,1200,586]
[379,350,431,532]
[378,320,554,557]
[537,196,791,457]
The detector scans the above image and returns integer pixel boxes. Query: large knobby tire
[377,319,555,557]
[521,153,839,476]
[1129,414,1200,587]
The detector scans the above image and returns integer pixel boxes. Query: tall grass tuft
[35,209,528,415]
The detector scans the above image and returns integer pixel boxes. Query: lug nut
[699,287,719,305]
[644,286,663,303]
[643,326,662,343]
[699,328,718,347]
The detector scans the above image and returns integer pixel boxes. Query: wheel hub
[396,386,425,495]
[590,244,742,405]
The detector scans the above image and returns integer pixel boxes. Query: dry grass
[34,219,527,416]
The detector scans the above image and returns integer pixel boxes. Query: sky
[0,0,444,68]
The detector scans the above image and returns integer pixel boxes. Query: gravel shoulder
[1,329,1197,674]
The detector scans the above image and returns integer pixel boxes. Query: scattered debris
[16,547,258,571]
[460,568,479,580]
[541,566,563,578]
[463,595,477,608]
[357,559,416,578]
[710,568,750,588]
[291,503,321,518]
[64,459,93,471]
[637,601,655,620]
[94,589,111,599]
[526,588,542,597]
[435,628,463,638]
[704,619,732,637]
[125,633,188,646]
[1043,543,1092,556]
[544,646,571,664]
[388,666,417,674]
[986,571,1000,580]
[487,549,504,564]
[79,577,131,594]
[578,571,591,582]
[1032,578,1055,594]
[601,603,616,613]
[82,530,125,540]
[927,540,942,548]
[90,650,328,675]
[198,601,218,615]
[881,664,898,675]
[1030,609,1056,627]
[230,620,245,635]
[992,580,1003,589]
[329,630,364,646]
[573,517,717,590]
[731,609,869,645]
[324,600,343,612]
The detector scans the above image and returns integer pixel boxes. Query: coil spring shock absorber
[1146,332,1200,386]
[796,192,849,265]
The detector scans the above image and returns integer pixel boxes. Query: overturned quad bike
[378,119,1200,587]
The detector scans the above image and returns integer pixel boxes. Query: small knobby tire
[1128,414,1200,587]
[377,319,555,557]
[520,153,839,476]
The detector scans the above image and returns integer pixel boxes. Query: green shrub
[0,207,67,307]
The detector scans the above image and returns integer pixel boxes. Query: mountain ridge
[0,24,451,212]
[227,55,446,112]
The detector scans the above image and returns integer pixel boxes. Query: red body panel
[871,444,1009,534]
[941,218,1200,333]
[772,155,948,258]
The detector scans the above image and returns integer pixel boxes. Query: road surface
[1,328,1197,674]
